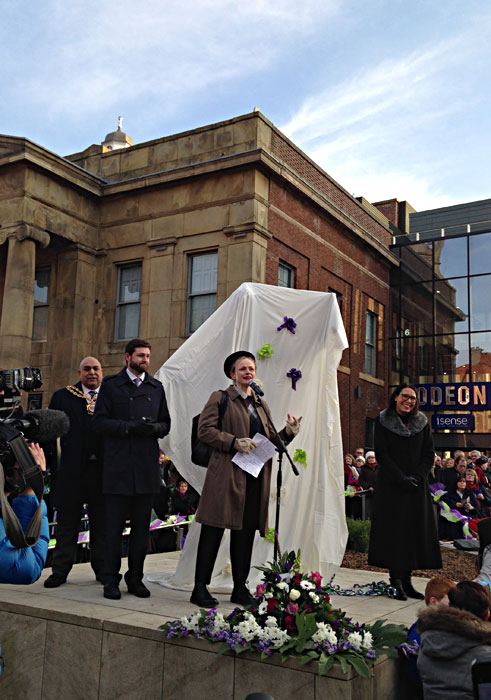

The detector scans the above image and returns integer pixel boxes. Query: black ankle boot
[230,583,254,607]
[402,574,425,600]
[389,577,408,601]
[190,582,219,608]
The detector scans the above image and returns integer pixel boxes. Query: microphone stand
[253,392,299,564]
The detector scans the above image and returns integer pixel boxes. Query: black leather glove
[402,475,419,489]
[126,419,143,434]
[133,418,161,438]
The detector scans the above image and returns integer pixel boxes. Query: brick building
[0,111,405,450]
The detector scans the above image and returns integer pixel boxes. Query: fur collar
[418,604,491,644]
[379,407,427,437]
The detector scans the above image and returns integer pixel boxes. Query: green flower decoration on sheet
[293,449,307,469]
[264,528,276,543]
[258,343,275,359]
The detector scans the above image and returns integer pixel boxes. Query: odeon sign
[414,382,491,411]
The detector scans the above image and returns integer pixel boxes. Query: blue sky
[1,0,490,211]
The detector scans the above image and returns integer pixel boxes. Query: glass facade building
[390,205,491,452]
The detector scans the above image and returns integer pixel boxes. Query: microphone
[6,409,71,442]
[248,380,264,397]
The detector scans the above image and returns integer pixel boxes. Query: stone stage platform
[0,552,427,699]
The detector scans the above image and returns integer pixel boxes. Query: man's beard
[129,359,147,375]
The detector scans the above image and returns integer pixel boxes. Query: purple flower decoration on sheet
[287,368,302,390]
[277,316,297,334]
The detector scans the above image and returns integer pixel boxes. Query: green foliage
[346,517,371,553]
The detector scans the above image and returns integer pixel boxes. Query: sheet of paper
[232,433,277,478]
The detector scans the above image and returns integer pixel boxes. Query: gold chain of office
[66,385,97,414]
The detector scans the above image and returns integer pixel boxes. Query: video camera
[0,368,69,548]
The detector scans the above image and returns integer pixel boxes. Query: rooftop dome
[102,117,133,151]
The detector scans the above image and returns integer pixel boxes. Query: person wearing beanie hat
[190,351,302,609]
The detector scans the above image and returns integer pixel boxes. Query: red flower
[324,594,331,603]
[284,615,295,631]
[311,571,322,587]
[286,603,298,615]
[304,605,312,613]
[267,598,277,613]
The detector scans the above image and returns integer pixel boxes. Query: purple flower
[277,316,297,334]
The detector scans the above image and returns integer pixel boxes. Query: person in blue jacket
[0,443,49,584]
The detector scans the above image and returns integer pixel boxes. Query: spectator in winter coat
[417,581,491,700]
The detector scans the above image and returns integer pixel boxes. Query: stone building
[0,111,403,450]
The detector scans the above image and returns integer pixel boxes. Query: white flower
[234,617,261,642]
[259,625,290,648]
[309,592,320,604]
[362,631,373,650]
[277,581,289,591]
[212,612,229,632]
[258,601,268,615]
[312,622,337,646]
[264,592,273,599]
[300,580,315,590]
[167,515,177,524]
[265,616,278,628]
[348,631,363,651]
[180,612,201,632]
[289,589,301,601]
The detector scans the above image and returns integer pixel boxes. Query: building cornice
[0,136,104,196]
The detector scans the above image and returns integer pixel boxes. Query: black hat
[224,351,255,378]
[476,457,488,467]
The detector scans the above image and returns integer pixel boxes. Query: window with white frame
[187,252,218,334]
[115,263,142,341]
[33,268,50,341]
[278,261,295,288]
[365,311,377,376]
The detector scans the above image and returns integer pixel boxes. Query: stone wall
[0,602,398,700]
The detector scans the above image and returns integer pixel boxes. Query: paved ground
[0,551,427,631]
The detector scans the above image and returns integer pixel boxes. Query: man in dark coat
[44,357,105,588]
[368,383,442,600]
[92,339,170,600]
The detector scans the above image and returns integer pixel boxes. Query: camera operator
[0,443,49,584]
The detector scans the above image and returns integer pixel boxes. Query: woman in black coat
[367,383,442,600]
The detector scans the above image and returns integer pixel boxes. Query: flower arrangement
[161,549,406,678]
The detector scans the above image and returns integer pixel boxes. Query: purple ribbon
[277,316,297,334]
[287,368,302,390]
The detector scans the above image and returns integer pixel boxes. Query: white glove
[234,437,257,454]
[285,414,302,436]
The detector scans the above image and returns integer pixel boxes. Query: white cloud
[278,29,487,209]
[2,0,340,120]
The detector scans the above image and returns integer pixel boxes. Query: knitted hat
[365,451,376,460]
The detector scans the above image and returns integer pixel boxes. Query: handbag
[191,391,228,467]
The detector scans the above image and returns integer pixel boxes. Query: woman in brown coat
[190,350,301,609]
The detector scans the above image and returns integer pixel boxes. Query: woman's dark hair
[448,580,491,620]
[388,383,419,418]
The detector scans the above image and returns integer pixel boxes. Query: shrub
[346,517,371,553]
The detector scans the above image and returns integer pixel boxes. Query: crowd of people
[346,443,491,541]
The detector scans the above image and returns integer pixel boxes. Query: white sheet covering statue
[149,283,348,591]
